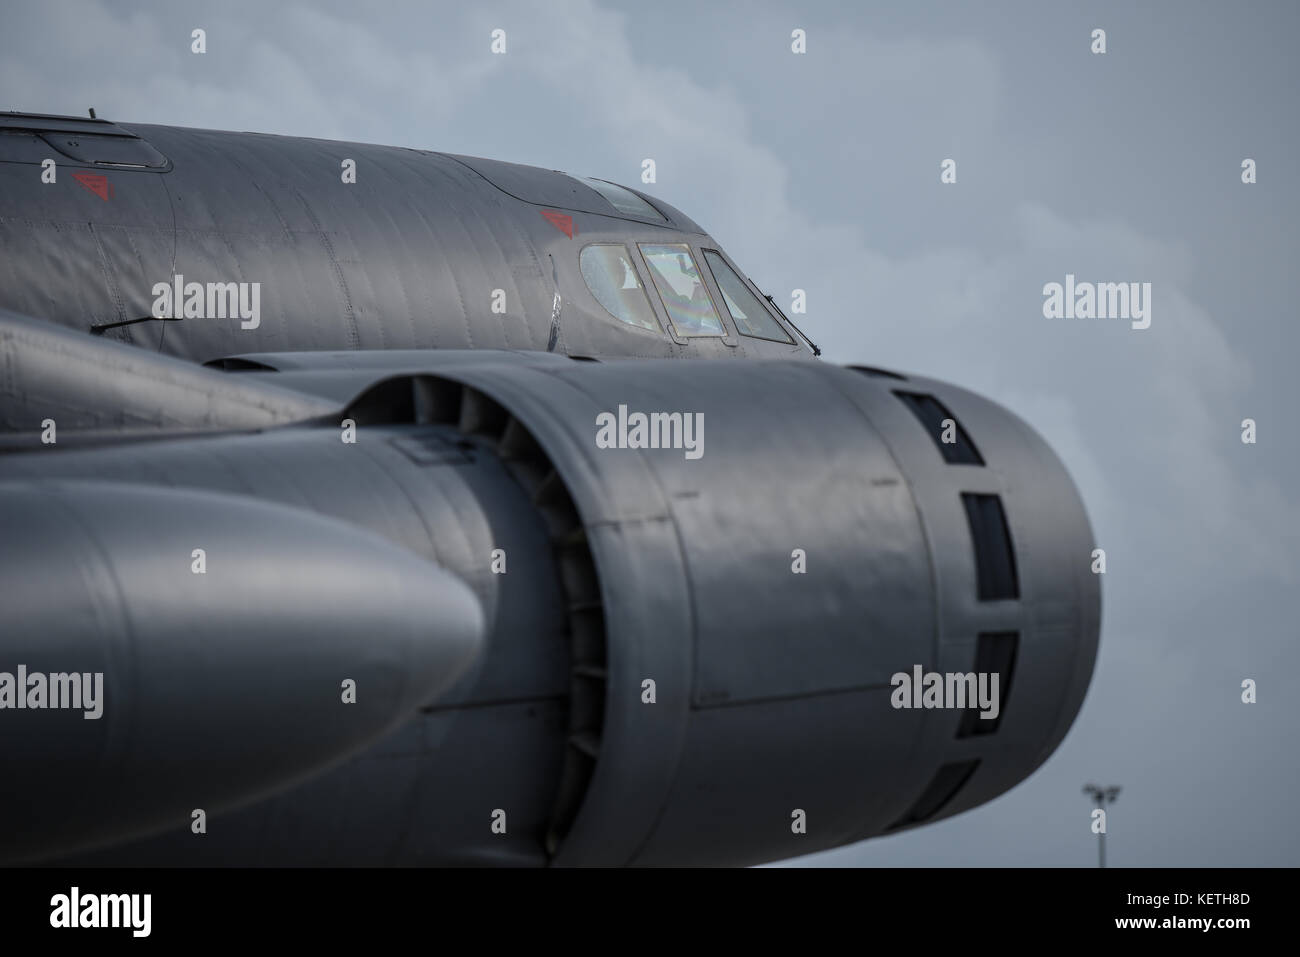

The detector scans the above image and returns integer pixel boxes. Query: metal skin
[0,113,809,362]
[0,113,1100,866]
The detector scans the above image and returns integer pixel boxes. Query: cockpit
[580,239,798,346]
[440,152,813,353]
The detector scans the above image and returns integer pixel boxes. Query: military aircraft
[0,111,1099,866]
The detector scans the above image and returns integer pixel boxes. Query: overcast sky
[3,0,1296,866]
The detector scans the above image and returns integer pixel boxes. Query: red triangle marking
[72,172,112,201]
[540,209,575,238]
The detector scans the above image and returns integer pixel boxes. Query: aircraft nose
[0,479,484,864]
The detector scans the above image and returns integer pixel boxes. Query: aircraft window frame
[578,242,664,335]
[581,177,669,223]
[700,248,795,345]
[40,131,170,169]
[636,242,728,339]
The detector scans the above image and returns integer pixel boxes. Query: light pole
[1082,784,1121,868]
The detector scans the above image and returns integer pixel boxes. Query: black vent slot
[402,375,610,858]
[895,392,984,465]
[956,632,1019,738]
[342,374,465,427]
[346,376,417,425]
[890,760,980,828]
[203,357,277,372]
[851,364,907,380]
[961,493,1019,601]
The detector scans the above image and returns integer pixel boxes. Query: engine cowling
[4,353,1099,866]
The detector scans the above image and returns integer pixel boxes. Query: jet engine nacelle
[6,353,1098,866]
[404,357,1100,866]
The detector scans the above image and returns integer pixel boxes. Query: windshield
[702,250,793,343]
[638,243,725,337]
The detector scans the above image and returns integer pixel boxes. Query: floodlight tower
[1082,784,1121,868]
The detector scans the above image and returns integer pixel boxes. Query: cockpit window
[581,178,668,222]
[701,250,794,344]
[637,243,726,337]
[41,132,169,168]
[580,244,662,332]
